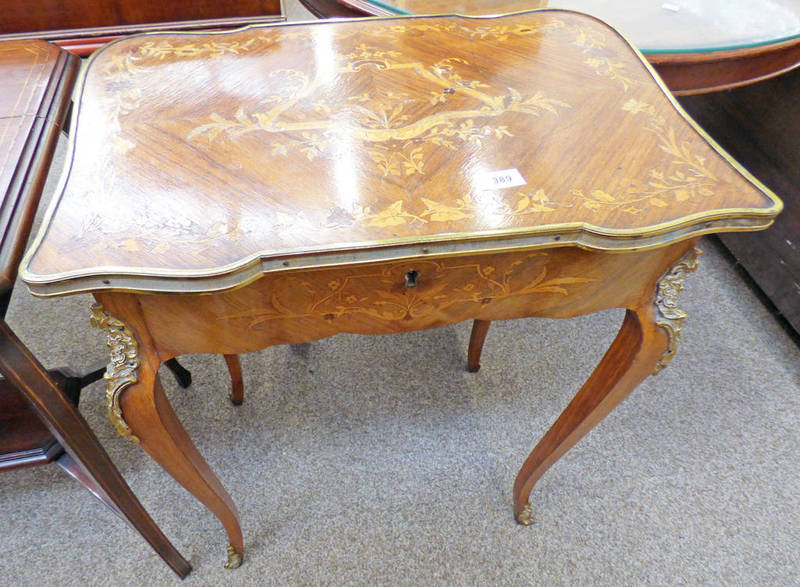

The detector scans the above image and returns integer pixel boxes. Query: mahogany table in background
[678,69,800,336]
[0,40,77,473]
[0,40,190,578]
[22,12,781,568]
[0,0,284,56]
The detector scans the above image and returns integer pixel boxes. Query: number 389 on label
[476,168,528,190]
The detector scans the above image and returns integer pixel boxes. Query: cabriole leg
[91,301,244,568]
[513,248,700,524]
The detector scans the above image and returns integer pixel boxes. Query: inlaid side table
[0,39,190,578]
[21,11,781,568]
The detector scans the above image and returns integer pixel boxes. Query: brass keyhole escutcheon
[404,270,419,288]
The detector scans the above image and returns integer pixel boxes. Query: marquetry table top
[21,11,781,295]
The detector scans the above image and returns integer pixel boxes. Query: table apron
[99,242,697,358]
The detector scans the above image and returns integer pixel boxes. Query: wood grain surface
[0,0,282,34]
[131,245,687,357]
[0,39,76,471]
[0,40,190,578]
[22,11,779,296]
[13,15,784,567]
[649,38,800,95]
[0,41,68,207]
[0,41,78,293]
[0,372,66,470]
[0,0,283,57]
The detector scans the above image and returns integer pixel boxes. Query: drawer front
[134,242,692,355]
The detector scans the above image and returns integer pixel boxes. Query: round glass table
[303,0,800,94]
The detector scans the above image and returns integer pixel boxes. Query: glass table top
[356,0,800,53]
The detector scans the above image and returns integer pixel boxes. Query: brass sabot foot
[516,503,534,526]
[224,544,243,569]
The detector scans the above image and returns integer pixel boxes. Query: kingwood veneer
[21,11,781,568]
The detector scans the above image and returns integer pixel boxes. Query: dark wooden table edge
[300,0,367,18]
[0,15,287,56]
[650,37,800,95]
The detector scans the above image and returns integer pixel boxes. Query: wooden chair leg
[467,319,491,372]
[512,305,669,524]
[0,319,191,578]
[224,354,244,406]
[163,357,192,388]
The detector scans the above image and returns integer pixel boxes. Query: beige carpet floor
[2,3,799,585]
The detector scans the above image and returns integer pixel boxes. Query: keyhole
[404,270,419,288]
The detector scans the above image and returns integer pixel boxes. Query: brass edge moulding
[652,247,702,374]
[22,214,769,298]
[89,304,141,443]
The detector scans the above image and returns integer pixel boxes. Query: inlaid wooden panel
[0,40,78,293]
[135,244,689,357]
[22,12,780,295]
[0,42,64,114]
[0,41,65,201]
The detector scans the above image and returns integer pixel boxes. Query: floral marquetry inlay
[185,54,571,181]
[220,253,595,327]
[21,10,779,292]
